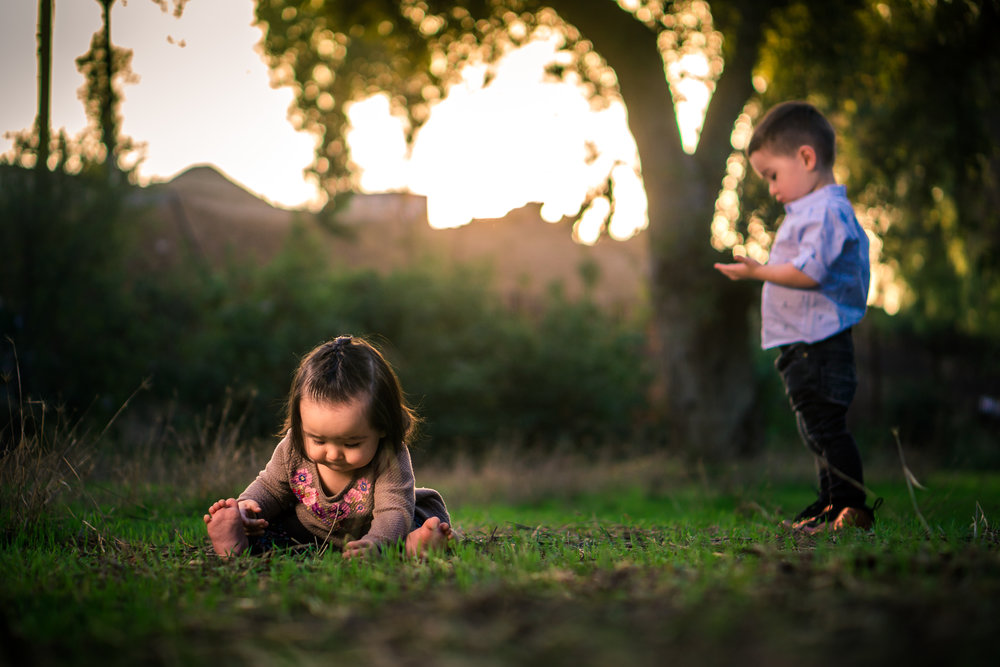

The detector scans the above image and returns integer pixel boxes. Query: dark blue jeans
[776,328,866,509]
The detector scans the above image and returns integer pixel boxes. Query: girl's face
[299,396,382,474]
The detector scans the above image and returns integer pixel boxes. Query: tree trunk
[99,0,118,183]
[549,0,772,458]
[35,0,52,183]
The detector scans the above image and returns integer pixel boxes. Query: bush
[146,227,655,452]
[2,186,652,455]
[0,165,143,414]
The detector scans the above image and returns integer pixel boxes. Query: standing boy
[715,101,877,533]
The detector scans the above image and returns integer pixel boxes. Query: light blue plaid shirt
[761,185,869,349]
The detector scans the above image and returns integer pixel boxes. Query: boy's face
[748,145,822,205]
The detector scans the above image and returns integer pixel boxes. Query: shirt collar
[785,184,846,214]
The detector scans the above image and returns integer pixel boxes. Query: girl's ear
[798,145,818,171]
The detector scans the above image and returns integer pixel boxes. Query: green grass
[2,441,999,666]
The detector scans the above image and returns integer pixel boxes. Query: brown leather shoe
[794,503,877,535]
[780,499,831,529]
[792,505,838,534]
[833,505,875,531]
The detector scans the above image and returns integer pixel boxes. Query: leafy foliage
[139,222,653,449]
[74,14,145,177]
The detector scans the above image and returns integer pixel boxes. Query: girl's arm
[238,435,297,520]
[344,446,415,558]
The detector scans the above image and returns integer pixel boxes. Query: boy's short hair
[748,101,836,170]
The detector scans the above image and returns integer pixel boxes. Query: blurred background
[2,0,998,466]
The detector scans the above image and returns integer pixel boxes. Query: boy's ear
[798,145,818,171]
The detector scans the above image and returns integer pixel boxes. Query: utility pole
[35,0,53,189]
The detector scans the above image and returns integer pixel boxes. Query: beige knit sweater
[239,435,415,550]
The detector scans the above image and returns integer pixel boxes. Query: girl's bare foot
[405,516,453,558]
[204,498,249,558]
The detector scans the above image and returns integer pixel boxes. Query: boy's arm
[714,255,819,289]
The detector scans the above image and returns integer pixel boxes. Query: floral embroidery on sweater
[290,467,372,526]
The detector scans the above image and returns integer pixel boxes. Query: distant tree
[75,0,143,182]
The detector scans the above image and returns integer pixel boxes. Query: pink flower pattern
[290,467,372,527]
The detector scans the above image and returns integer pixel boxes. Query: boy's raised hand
[714,254,761,281]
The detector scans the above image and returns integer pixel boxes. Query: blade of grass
[892,427,931,536]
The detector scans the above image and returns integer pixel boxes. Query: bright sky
[0,0,709,241]
[1,0,320,210]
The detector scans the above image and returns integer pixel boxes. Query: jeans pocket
[820,357,856,406]
[777,345,818,409]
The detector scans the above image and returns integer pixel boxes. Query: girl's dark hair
[282,335,417,468]
[747,100,836,170]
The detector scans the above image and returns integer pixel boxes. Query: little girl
[203,335,453,559]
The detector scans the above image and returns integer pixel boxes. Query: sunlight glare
[857,203,907,314]
[607,164,648,241]
[345,95,410,192]
[668,52,712,153]
[574,196,611,245]
[342,31,709,240]
[402,36,641,232]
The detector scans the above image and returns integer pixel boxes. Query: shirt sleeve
[791,207,847,286]
[238,435,297,520]
[359,446,416,548]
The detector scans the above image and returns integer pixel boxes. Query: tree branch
[696,0,789,174]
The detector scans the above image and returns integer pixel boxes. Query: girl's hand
[236,499,268,536]
[342,539,376,560]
